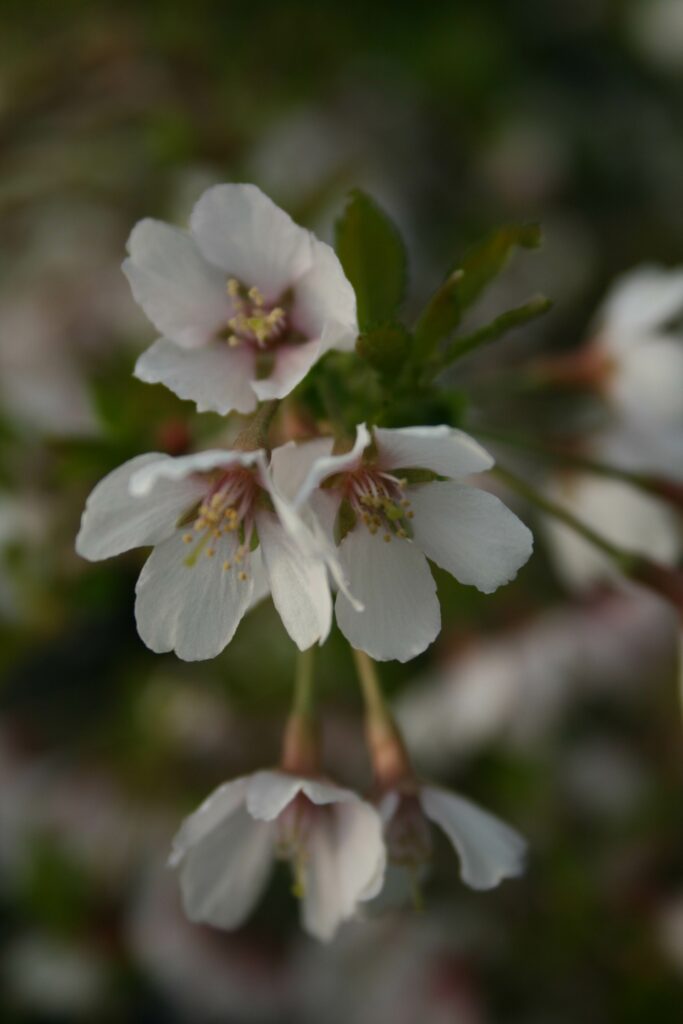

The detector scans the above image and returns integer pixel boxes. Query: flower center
[346,467,414,542]
[181,467,258,579]
[275,794,318,899]
[385,794,433,867]
[225,278,288,350]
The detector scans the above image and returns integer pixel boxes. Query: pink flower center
[181,466,259,579]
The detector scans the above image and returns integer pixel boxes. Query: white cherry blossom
[379,783,527,891]
[272,425,533,662]
[75,448,332,660]
[169,770,386,942]
[124,183,358,415]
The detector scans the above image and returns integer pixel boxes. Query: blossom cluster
[76,183,534,940]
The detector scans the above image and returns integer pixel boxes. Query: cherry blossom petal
[245,548,270,611]
[375,425,494,479]
[190,184,313,301]
[251,339,323,402]
[335,528,440,662]
[293,236,357,351]
[175,801,274,930]
[134,338,258,416]
[545,473,681,592]
[134,530,254,661]
[296,423,371,505]
[246,771,305,821]
[169,777,250,865]
[255,509,332,649]
[76,454,205,561]
[420,785,527,890]
[123,220,231,348]
[129,448,266,497]
[270,439,335,502]
[612,336,683,425]
[300,798,386,941]
[409,482,533,594]
[599,265,683,353]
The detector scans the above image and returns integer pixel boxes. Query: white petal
[296,423,371,505]
[300,797,386,941]
[420,785,526,890]
[270,438,335,502]
[246,548,270,611]
[545,472,681,592]
[251,339,323,402]
[134,530,254,660]
[190,184,312,300]
[598,265,683,353]
[75,454,205,562]
[335,528,440,662]
[130,448,266,498]
[612,336,683,424]
[134,338,258,416]
[409,482,533,594]
[175,801,274,930]
[256,509,332,650]
[123,219,231,348]
[169,777,250,864]
[375,425,494,479]
[293,236,357,351]
[246,770,304,821]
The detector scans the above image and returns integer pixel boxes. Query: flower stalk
[281,646,320,776]
[233,400,279,453]
[351,647,412,789]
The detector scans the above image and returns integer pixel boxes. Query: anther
[182,533,193,544]
[238,570,248,581]
[223,560,231,571]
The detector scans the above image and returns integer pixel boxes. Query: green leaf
[415,223,542,352]
[335,190,407,331]
[356,322,411,377]
[438,294,553,370]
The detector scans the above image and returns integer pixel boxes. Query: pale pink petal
[375,425,494,478]
[134,338,258,416]
[409,482,533,594]
[123,219,231,348]
[296,423,371,505]
[293,235,357,352]
[255,509,332,650]
[335,527,440,662]
[251,339,323,402]
[599,265,683,354]
[169,777,250,864]
[134,530,254,660]
[76,454,206,561]
[246,771,304,821]
[190,184,312,301]
[270,438,335,502]
[420,785,527,890]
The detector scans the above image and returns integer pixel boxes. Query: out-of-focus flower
[2,932,109,1019]
[126,184,357,415]
[545,467,681,593]
[594,266,683,448]
[274,425,533,662]
[629,0,683,75]
[397,591,677,768]
[128,867,293,1024]
[76,448,333,660]
[170,770,386,942]
[0,293,98,437]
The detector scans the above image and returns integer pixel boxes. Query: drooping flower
[379,783,527,892]
[272,425,533,662]
[169,770,386,942]
[544,466,681,594]
[75,448,333,660]
[124,184,358,416]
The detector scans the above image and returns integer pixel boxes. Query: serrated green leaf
[438,294,553,370]
[335,190,407,331]
[415,223,542,352]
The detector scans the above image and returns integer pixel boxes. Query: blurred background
[1,1,682,1020]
